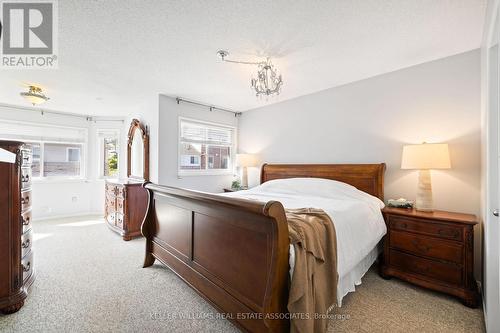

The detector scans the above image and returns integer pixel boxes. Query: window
[31,143,41,177]
[66,147,81,162]
[44,143,83,177]
[0,120,87,179]
[98,130,120,178]
[23,142,85,178]
[179,118,235,175]
[20,141,84,178]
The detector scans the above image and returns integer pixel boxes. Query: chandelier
[217,50,283,97]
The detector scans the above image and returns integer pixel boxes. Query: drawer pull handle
[23,156,30,161]
[415,263,430,273]
[438,229,459,238]
[22,239,31,249]
[21,197,30,204]
[411,239,431,253]
[22,175,30,182]
[397,222,408,229]
[22,216,30,225]
[22,262,30,272]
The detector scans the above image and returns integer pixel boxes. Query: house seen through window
[179,118,234,174]
[0,121,87,179]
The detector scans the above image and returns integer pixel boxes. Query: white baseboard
[33,211,103,222]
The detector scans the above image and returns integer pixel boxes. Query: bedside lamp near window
[401,143,451,212]
[236,154,257,189]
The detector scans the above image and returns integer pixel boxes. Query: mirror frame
[127,118,150,181]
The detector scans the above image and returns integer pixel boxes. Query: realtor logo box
[0,0,58,68]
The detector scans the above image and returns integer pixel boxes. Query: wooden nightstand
[380,207,479,307]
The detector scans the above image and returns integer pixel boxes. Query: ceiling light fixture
[217,50,283,97]
[20,85,50,106]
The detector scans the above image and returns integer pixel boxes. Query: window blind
[0,120,87,143]
[180,120,233,145]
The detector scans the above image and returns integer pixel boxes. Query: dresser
[105,179,148,241]
[380,207,479,307]
[0,141,35,314]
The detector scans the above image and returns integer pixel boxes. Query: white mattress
[221,177,387,306]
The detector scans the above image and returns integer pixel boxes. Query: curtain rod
[0,103,124,122]
[175,97,242,117]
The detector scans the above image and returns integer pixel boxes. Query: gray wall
[238,50,481,277]
[158,95,238,192]
[240,50,481,215]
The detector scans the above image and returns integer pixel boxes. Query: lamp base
[415,169,433,212]
[241,166,248,189]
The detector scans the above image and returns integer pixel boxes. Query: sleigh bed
[141,163,386,332]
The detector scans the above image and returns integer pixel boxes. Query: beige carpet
[0,216,485,332]
[328,267,485,333]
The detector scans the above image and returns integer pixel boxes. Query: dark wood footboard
[141,183,291,333]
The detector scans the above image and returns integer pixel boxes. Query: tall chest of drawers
[0,141,35,314]
[105,179,148,241]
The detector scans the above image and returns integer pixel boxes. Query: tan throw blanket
[286,208,338,333]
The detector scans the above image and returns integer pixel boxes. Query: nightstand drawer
[390,250,462,286]
[389,215,462,241]
[390,230,463,264]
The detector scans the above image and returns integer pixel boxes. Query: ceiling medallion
[20,85,50,106]
[217,50,283,97]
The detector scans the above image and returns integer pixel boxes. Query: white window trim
[178,117,236,177]
[97,128,121,179]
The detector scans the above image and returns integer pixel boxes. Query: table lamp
[401,143,451,212]
[236,154,257,189]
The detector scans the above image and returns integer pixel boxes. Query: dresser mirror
[127,119,149,181]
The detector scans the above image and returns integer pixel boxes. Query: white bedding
[221,177,387,305]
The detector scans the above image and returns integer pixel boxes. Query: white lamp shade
[401,143,451,170]
[236,154,257,167]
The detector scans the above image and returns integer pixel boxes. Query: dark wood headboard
[260,163,386,200]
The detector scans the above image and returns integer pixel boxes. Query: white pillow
[252,177,385,209]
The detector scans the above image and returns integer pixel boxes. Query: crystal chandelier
[217,50,283,97]
[251,59,282,97]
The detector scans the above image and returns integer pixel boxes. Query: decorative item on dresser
[0,141,35,314]
[105,119,149,241]
[380,207,479,307]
